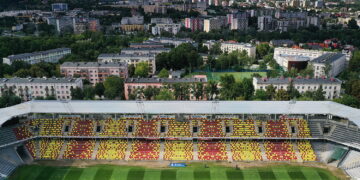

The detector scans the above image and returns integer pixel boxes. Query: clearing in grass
[9,163,347,180]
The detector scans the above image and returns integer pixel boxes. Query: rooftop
[98,53,156,58]
[121,47,171,51]
[255,77,342,84]
[125,77,207,83]
[0,77,81,84]
[61,62,127,68]
[5,48,71,60]
[312,53,345,64]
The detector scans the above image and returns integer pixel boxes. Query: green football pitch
[9,163,342,180]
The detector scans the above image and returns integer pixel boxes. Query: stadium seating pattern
[39,119,64,136]
[70,120,95,136]
[99,119,127,137]
[129,140,160,160]
[265,141,297,161]
[96,140,127,160]
[134,120,159,137]
[13,126,32,140]
[198,140,228,161]
[297,141,316,161]
[167,120,191,137]
[25,140,37,159]
[265,120,290,137]
[63,140,95,159]
[231,140,262,161]
[164,140,193,160]
[39,139,64,159]
[231,119,258,137]
[199,120,224,137]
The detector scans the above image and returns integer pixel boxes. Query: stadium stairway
[159,141,165,160]
[91,141,101,159]
[35,140,41,159]
[124,141,132,161]
[57,140,68,160]
[226,141,233,162]
[259,142,268,161]
[193,141,199,160]
[308,120,323,137]
[292,142,304,162]
[339,150,360,170]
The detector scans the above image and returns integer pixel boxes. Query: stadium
[0,100,360,180]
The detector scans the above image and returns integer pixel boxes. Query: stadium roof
[0,101,360,126]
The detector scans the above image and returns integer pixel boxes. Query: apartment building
[203,16,226,32]
[60,62,128,85]
[124,75,208,100]
[311,53,346,78]
[120,16,145,32]
[97,54,156,74]
[151,23,181,35]
[129,42,165,48]
[220,42,256,58]
[0,77,83,101]
[253,77,342,99]
[185,17,204,32]
[146,37,196,47]
[150,18,173,24]
[3,48,71,65]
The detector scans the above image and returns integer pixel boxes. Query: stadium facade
[0,100,360,179]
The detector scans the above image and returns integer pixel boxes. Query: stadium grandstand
[0,100,360,179]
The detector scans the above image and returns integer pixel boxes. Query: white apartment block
[274,47,326,66]
[311,53,346,78]
[220,42,256,58]
[253,77,342,99]
[121,47,170,55]
[60,62,128,85]
[97,54,156,74]
[230,17,248,31]
[3,48,71,65]
[203,17,226,32]
[150,18,173,24]
[0,77,83,101]
[151,23,181,35]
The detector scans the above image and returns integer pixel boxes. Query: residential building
[203,16,226,32]
[124,75,208,100]
[143,4,167,14]
[120,16,145,32]
[146,37,196,47]
[60,62,128,85]
[52,3,68,12]
[3,48,71,65]
[230,17,248,31]
[74,18,100,34]
[311,53,346,78]
[274,47,326,66]
[46,16,74,33]
[129,42,165,48]
[185,17,204,32]
[150,18,173,24]
[258,16,276,31]
[121,47,170,55]
[270,40,295,47]
[151,23,181,35]
[97,54,156,74]
[253,77,342,99]
[0,77,83,101]
[220,42,256,58]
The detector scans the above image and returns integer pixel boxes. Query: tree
[158,68,169,78]
[334,95,360,108]
[154,89,174,100]
[172,83,190,100]
[242,78,254,100]
[350,80,360,100]
[192,82,204,100]
[83,86,95,100]
[143,87,160,100]
[256,43,271,59]
[70,87,84,100]
[275,89,290,101]
[94,83,105,98]
[287,80,300,99]
[134,62,149,78]
[205,80,219,100]
[209,42,222,55]
[265,85,276,100]
[313,85,326,101]
[219,74,236,100]
[349,51,360,72]
[104,76,124,100]
[128,64,135,77]
[253,89,269,100]
[348,18,359,30]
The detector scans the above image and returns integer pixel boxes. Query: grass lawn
[9,163,342,180]
[186,72,266,82]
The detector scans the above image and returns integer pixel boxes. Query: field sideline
[9,163,344,180]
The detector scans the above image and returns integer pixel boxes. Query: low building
[97,54,156,74]
[0,77,83,101]
[60,62,128,85]
[120,16,145,32]
[253,77,342,99]
[150,18,173,24]
[220,42,256,58]
[129,42,165,48]
[270,40,295,47]
[276,55,310,71]
[146,37,196,47]
[124,75,208,100]
[3,48,71,65]
[274,47,326,66]
[311,53,346,78]
[151,23,181,35]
